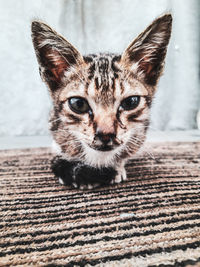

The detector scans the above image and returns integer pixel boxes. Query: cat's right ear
[31,21,84,91]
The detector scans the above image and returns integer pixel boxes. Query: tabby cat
[31,14,172,189]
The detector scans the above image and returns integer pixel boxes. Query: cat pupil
[77,99,84,108]
[120,96,140,111]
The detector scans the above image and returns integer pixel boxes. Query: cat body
[31,14,172,188]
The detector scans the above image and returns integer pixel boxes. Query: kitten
[31,14,172,189]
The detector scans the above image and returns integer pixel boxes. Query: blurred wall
[0,0,199,136]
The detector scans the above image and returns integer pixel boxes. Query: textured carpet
[0,142,200,267]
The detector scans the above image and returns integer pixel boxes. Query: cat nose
[95,131,116,145]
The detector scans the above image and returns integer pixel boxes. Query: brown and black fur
[31,14,172,189]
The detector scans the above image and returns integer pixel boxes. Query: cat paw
[58,177,65,185]
[58,177,99,189]
[53,156,126,189]
[79,183,100,190]
[111,166,127,184]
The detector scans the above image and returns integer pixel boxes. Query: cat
[31,14,172,189]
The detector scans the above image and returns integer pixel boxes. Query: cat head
[31,14,172,167]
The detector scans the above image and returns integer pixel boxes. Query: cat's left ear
[31,21,84,91]
[121,14,172,86]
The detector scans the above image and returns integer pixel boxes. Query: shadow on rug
[0,142,200,267]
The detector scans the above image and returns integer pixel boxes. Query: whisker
[49,117,62,123]
[59,139,81,146]
[127,135,156,160]
[141,148,155,160]
[51,129,69,133]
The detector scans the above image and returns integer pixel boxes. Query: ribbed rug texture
[0,142,200,267]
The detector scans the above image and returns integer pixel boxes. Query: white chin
[82,143,122,168]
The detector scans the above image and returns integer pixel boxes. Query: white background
[0,0,199,136]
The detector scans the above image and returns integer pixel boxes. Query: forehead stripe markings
[94,77,99,90]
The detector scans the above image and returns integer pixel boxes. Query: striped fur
[31,15,172,187]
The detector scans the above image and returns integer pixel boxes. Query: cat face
[32,15,172,167]
[50,53,151,167]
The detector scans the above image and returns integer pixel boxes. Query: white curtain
[0,0,199,136]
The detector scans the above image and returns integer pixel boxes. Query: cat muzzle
[92,131,120,151]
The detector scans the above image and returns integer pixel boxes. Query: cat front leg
[112,160,127,184]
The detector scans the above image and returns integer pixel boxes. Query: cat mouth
[94,145,114,151]
[88,143,115,152]
[90,138,122,152]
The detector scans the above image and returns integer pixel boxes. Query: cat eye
[68,97,90,114]
[120,96,140,111]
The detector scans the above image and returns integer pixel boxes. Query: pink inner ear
[131,51,153,76]
[47,49,69,82]
[51,58,68,81]
[140,57,153,75]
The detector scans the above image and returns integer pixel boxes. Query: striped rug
[0,142,200,267]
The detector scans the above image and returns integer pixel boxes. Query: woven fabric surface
[0,142,200,267]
